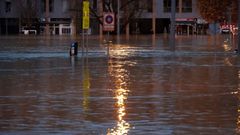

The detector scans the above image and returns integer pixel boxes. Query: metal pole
[107,32,110,56]
[117,0,120,36]
[238,0,240,55]
[82,29,85,55]
[86,30,89,55]
[117,0,120,44]
[170,0,176,51]
[6,17,8,35]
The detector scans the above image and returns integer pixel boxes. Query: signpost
[83,1,90,30]
[103,13,115,32]
[103,12,115,56]
[82,1,90,55]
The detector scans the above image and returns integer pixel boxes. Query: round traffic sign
[105,15,114,24]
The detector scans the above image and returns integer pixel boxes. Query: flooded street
[0,35,240,135]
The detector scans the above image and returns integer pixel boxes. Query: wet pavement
[0,35,240,135]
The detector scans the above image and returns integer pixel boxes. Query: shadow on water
[0,35,240,135]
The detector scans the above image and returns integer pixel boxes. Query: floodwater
[0,35,240,135]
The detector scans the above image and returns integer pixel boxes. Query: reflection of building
[0,0,207,35]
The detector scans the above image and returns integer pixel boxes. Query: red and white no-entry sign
[103,13,115,31]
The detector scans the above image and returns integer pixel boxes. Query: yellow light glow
[107,87,131,135]
[223,43,232,52]
[109,45,137,59]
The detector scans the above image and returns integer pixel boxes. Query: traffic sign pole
[82,1,90,55]
[103,13,115,57]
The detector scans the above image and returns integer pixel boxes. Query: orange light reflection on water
[107,88,130,135]
[107,55,132,135]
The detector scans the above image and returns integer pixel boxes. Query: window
[62,28,71,34]
[163,0,178,13]
[41,0,54,12]
[5,0,11,13]
[182,0,192,12]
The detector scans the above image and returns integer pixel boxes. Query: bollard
[70,42,78,56]
[235,49,238,54]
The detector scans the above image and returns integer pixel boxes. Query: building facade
[135,0,207,34]
[0,0,207,35]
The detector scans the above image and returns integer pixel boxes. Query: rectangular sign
[103,12,115,31]
[83,1,90,29]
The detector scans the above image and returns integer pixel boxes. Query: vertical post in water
[82,29,85,55]
[86,30,89,55]
[107,32,110,56]
[170,0,176,51]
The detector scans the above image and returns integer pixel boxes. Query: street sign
[103,13,115,31]
[83,1,90,29]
